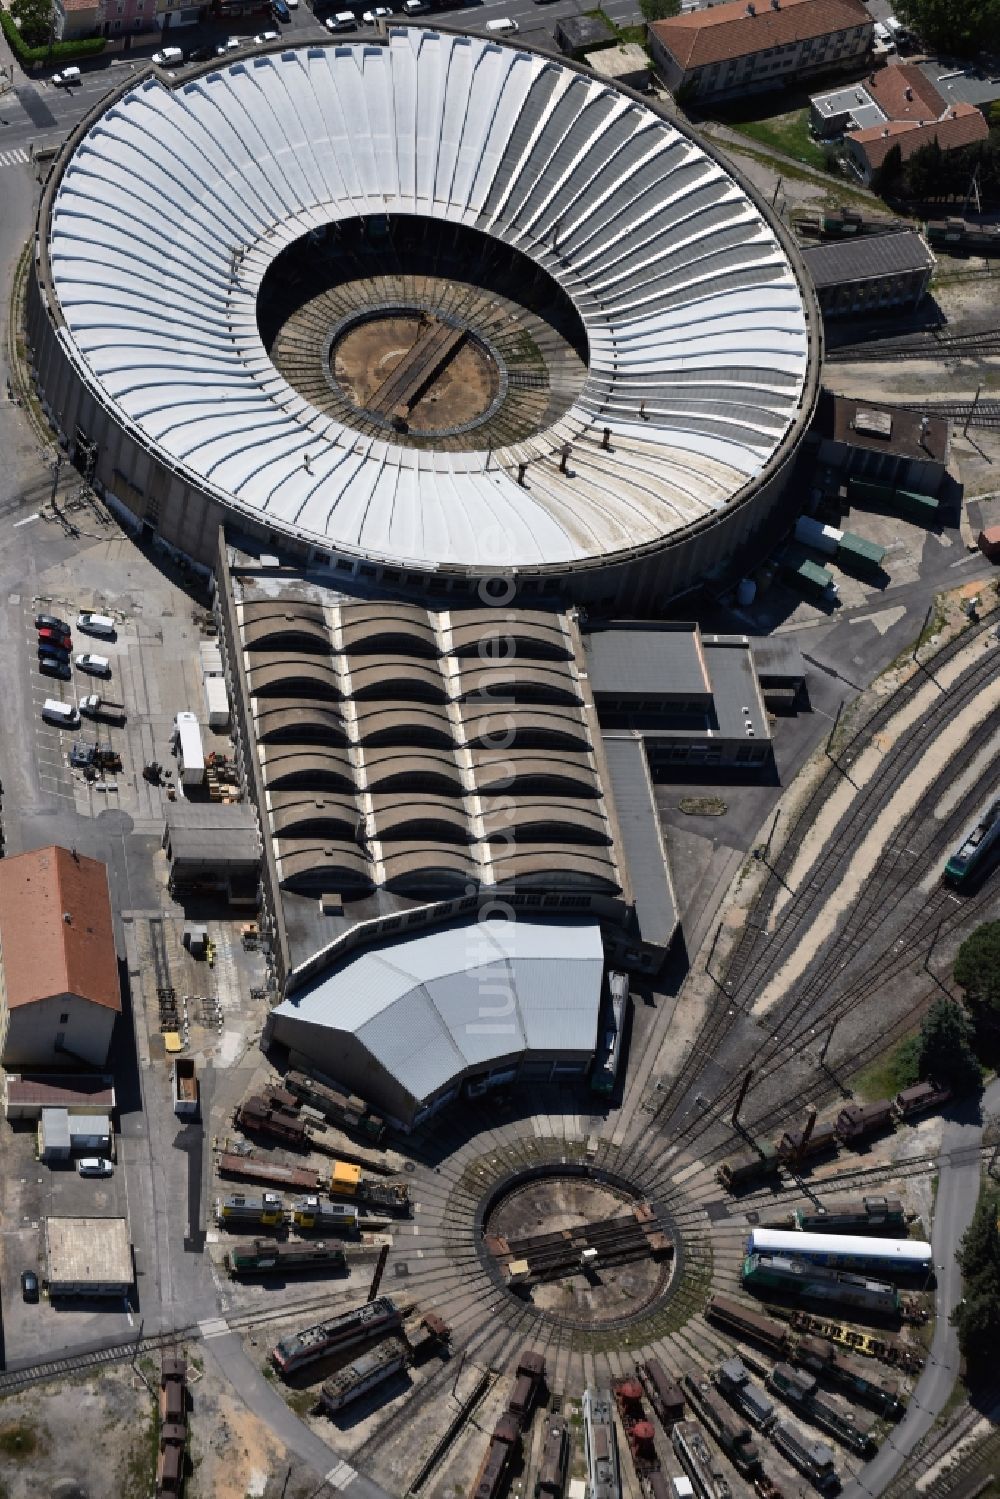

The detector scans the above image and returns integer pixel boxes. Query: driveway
[841,1077,1000,1498]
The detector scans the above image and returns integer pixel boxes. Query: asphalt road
[842,1076,1000,1499]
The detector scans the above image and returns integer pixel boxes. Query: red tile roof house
[648,0,874,104]
[845,103,989,185]
[0,847,120,1068]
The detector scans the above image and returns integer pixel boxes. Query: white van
[402,0,429,12]
[42,699,81,728]
[326,10,355,27]
[486,16,518,32]
[151,46,184,65]
[77,612,116,638]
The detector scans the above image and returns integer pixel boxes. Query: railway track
[827,328,1000,363]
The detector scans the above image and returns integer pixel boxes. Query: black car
[187,44,215,61]
[39,658,72,680]
[21,1270,39,1302]
[39,642,71,662]
[35,613,71,635]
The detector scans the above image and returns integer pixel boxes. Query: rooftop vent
[771,0,779,8]
[905,86,913,99]
[746,1,755,13]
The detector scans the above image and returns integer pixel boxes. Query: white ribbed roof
[274,917,604,1106]
[47,33,813,572]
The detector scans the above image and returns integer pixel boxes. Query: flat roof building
[45,1217,133,1298]
[0,846,120,1068]
[812,391,950,494]
[163,802,261,900]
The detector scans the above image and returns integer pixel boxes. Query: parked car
[38,642,71,662]
[402,1,429,12]
[21,1270,39,1302]
[186,45,215,61]
[52,66,81,86]
[77,1157,113,1177]
[77,612,115,638]
[254,29,280,41]
[485,15,517,30]
[39,658,72,680]
[35,613,71,634]
[362,5,392,20]
[326,10,356,26]
[215,36,244,54]
[75,653,111,676]
[42,699,81,728]
[272,0,291,19]
[151,46,184,65]
[38,626,71,648]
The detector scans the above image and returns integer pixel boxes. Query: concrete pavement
[842,1077,1000,1499]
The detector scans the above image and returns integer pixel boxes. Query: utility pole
[731,1067,753,1128]
[368,1243,389,1302]
[963,385,982,438]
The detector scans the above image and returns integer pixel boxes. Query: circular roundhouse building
[29,29,821,608]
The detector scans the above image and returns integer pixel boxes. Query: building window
[59,1013,69,1024]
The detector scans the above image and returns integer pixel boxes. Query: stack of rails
[319,1336,409,1415]
[487,1203,670,1285]
[271,1295,401,1377]
[225,1239,348,1278]
[682,1370,760,1478]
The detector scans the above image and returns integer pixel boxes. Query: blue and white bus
[746,1228,931,1278]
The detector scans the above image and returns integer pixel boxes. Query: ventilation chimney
[745,1,755,13]
[771,0,780,10]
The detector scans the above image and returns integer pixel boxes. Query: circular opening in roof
[256,214,590,453]
[479,1164,678,1330]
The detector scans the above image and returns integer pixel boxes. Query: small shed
[4,1072,116,1121]
[39,1108,113,1159]
[45,1216,133,1297]
[555,13,614,57]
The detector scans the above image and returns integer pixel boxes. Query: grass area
[849,1034,920,1102]
[122,1407,159,1499]
[285,1388,317,1418]
[0,1421,38,1460]
[730,107,829,172]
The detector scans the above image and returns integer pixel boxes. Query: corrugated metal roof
[599,736,677,948]
[802,230,934,289]
[272,918,603,1106]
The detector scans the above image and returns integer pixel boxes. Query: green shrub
[0,9,105,64]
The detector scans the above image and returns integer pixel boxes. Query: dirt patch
[189,1382,286,1499]
[332,313,499,433]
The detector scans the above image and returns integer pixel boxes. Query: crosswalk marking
[325,1461,357,1490]
[0,148,29,169]
[197,1316,229,1339]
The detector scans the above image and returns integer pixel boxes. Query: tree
[640,0,680,19]
[956,1193,1000,1283]
[894,0,1000,56]
[952,1190,1000,1379]
[954,921,1000,1018]
[916,999,980,1092]
[9,0,53,48]
[871,142,903,197]
[903,137,948,201]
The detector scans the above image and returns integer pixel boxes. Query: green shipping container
[788,557,834,597]
[837,531,887,574]
[893,488,940,524]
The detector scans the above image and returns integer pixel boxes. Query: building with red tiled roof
[845,103,989,183]
[811,62,948,137]
[0,846,120,1068]
[648,0,873,102]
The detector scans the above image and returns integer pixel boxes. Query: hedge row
[0,9,106,64]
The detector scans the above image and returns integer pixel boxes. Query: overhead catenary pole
[368,1243,390,1302]
[731,1067,753,1127]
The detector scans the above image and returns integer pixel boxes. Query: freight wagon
[705,1296,791,1357]
[777,1119,839,1164]
[671,1419,733,1499]
[535,1413,569,1497]
[473,1416,521,1499]
[794,1196,905,1233]
[612,1377,659,1474]
[716,1140,781,1192]
[835,1099,895,1145]
[217,1151,318,1192]
[283,1069,386,1141]
[743,1253,901,1315]
[319,1337,408,1414]
[682,1370,760,1477]
[225,1239,348,1278]
[892,1080,951,1120]
[636,1358,685,1428]
[235,1096,308,1148]
[746,1229,932,1277]
[271,1295,401,1376]
[510,1351,546,1423]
